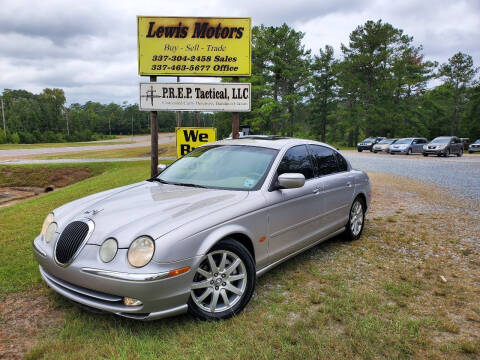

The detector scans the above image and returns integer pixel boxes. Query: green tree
[310,45,338,141]
[439,52,478,135]
[339,20,435,138]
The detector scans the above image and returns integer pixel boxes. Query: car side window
[334,152,348,172]
[276,145,314,180]
[308,145,339,176]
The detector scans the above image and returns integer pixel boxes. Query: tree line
[0,88,216,143]
[1,19,479,145]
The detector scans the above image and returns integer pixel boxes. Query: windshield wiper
[171,182,207,188]
[149,178,170,184]
[148,178,206,188]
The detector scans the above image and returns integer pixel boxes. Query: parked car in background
[357,137,385,152]
[468,139,480,153]
[460,138,470,151]
[33,137,371,321]
[372,138,397,153]
[423,136,463,157]
[389,138,428,155]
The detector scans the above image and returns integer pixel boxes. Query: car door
[265,145,321,262]
[309,145,355,235]
[411,139,422,153]
[453,137,462,153]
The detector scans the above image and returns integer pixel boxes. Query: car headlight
[44,222,57,243]
[100,238,118,263]
[127,236,154,267]
[423,145,427,149]
[41,213,54,237]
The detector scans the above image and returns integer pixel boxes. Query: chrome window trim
[54,218,95,267]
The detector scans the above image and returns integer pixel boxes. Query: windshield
[474,139,480,144]
[431,137,450,144]
[157,145,278,190]
[378,139,394,144]
[395,138,413,144]
[362,138,375,142]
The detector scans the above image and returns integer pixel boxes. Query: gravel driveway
[342,151,480,200]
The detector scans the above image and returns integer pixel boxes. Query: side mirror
[157,164,168,174]
[277,173,305,189]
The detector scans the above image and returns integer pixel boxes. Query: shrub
[19,131,35,144]
[8,132,20,144]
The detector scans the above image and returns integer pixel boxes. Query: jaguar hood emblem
[84,208,104,216]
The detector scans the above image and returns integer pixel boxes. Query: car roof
[207,136,337,151]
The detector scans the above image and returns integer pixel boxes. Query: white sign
[139,82,251,112]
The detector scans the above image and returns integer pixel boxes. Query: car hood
[54,181,248,247]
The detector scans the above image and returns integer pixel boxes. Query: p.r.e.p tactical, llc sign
[139,83,250,112]
[176,127,217,158]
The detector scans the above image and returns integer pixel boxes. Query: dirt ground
[0,289,64,359]
[0,167,93,207]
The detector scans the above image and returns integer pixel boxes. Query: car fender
[194,224,256,258]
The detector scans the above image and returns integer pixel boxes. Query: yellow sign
[137,16,251,76]
[176,127,217,158]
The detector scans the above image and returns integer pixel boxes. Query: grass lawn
[34,144,176,160]
[0,166,479,359]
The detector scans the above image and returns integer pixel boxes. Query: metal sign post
[1,97,6,137]
[232,76,240,139]
[149,75,158,177]
[176,77,181,127]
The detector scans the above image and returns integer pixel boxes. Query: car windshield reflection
[157,145,278,191]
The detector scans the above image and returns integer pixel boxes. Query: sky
[0,0,479,105]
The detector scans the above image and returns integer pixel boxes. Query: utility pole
[149,75,158,177]
[131,115,134,142]
[1,97,6,137]
[65,107,70,136]
[232,77,240,139]
[176,76,181,127]
[195,111,200,127]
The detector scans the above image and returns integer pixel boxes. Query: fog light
[123,297,143,306]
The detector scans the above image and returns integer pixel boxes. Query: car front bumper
[423,148,447,155]
[33,236,200,320]
[357,145,373,151]
[469,146,480,152]
[389,147,408,153]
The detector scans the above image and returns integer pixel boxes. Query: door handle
[346,182,353,188]
[313,188,321,194]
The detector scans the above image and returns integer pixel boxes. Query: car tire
[457,150,462,157]
[188,238,255,320]
[373,151,378,153]
[407,148,412,155]
[358,149,362,152]
[469,151,473,154]
[344,197,365,241]
[423,153,428,157]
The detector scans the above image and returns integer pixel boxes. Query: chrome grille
[55,220,91,265]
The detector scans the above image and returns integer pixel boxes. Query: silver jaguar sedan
[33,137,371,321]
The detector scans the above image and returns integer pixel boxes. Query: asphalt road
[342,150,480,200]
[0,133,174,160]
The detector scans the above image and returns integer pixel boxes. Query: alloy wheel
[350,200,364,236]
[191,250,247,313]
